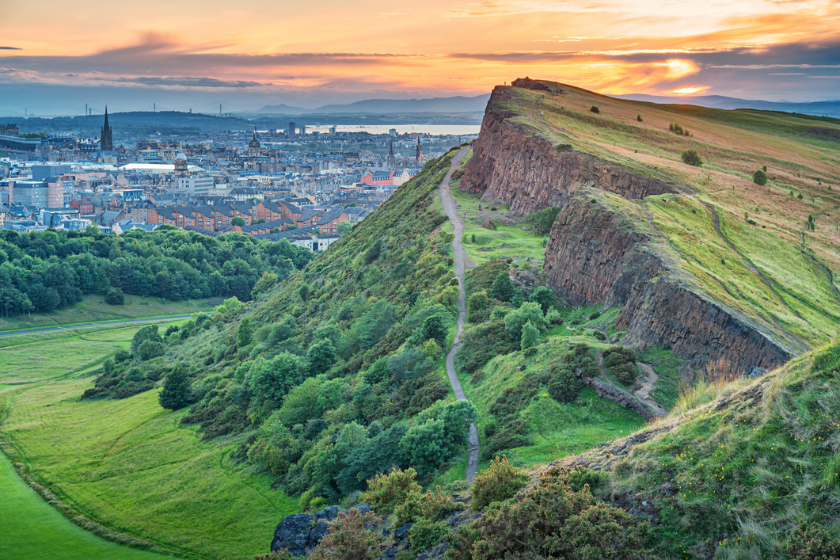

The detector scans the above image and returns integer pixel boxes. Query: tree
[231,216,246,226]
[308,338,336,375]
[422,315,448,347]
[249,352,307,406]
[521,321,540,350]
[237,318,254,348]
[590,106,600,114]
[131,325,162,353]
[753,169,768,186]
[251,271,278,298]
[337,222,353,235]
[159,367,192,410]
[105,287,125,305]
[299,284,310,302]
[137,339,165,361]
[365,357,391,384]
[490,270,514,303]
[528,286,554,314]
[363,239,384,264]
[504,302,546,340]
[681,149,702,167]
[268,315,296,347]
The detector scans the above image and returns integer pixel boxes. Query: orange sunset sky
[1,0,839,112]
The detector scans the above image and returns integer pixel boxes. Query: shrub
[590,106,600,114]
[237,318,254,348]
[526,207,561,236]
[105,287,125,305]
[786,523,840,560]
[409,518,450,552]
[394,486,460,525]
[467,291,491,323]
[137,339,165,361]
[449,464,651,559]
[546,309,564,325]
[681,149,702,167]
[637,114,643,122]
[547,366,582,404]
[253,550,296,560]
[309,509,389,560]
[471,456,530,509]
[360,468,423,514]
[504,302,546,340]
[520,321,540,350]
[753,169,768,185]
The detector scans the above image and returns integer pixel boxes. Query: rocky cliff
[544,194,792,375]
[460,86,682,216]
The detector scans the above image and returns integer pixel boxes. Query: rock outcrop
[460,86,682,217]
[270,504,370,556]
[544,195,792,374]
[460,84,795,377]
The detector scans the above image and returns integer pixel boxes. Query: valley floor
[0,321,296,560]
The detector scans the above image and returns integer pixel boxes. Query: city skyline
[1,0,839,114]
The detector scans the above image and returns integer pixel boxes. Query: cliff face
[460,87,679,216]
[544,196,792,374]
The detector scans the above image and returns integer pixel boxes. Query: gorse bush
[360,468,423,514]
[309,509,389,560]
[471,456,530,509]
[753,169,768,185]
[681,149,702,167]
[449,465,652,559]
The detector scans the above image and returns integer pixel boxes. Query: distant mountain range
[249,95,492,115]
[614,94,840,118]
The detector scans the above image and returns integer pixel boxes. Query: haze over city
[2,0,839,114]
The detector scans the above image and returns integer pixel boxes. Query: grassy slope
[0,294,216,332]
[502,83,840,352]
[0,451,170,560]
[559,341,840,559]
[0,323,296,560]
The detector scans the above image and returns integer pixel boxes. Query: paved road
[439,147,481,482]
[0,315,194,338]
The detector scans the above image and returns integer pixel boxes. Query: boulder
[270,513,314,556]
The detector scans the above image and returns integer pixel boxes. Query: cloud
[0,46,21,50]
[103,76,263,88]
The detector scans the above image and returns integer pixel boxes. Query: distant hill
[251,94,491,114]
[614,93,840,117]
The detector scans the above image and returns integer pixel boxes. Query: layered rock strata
[545,196,791,374]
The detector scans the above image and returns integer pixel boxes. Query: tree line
[0,226,313,316]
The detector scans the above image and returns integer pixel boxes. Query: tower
[100,106,114,151]
[415,135,423,164]
[248,128,261,156]
[387,138,396,167]
[174,152,188,176]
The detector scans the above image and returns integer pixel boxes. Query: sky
[1,0,839,114]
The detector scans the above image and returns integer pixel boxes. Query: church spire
[415,135,422,163]
[100,105,114,151]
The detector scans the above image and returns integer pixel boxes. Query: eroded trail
[635,363,667,417]
[439,147,480,482]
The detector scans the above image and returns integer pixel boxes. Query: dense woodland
[0,227,313,316]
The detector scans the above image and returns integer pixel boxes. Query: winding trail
[439,147,480,482]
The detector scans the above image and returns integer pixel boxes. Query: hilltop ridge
[461,78,840,377]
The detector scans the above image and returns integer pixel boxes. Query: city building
[100,107,114,152]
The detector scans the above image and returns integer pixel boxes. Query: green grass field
[0,321,296,560]
[0,451,173,560]
[0,294,217,333]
